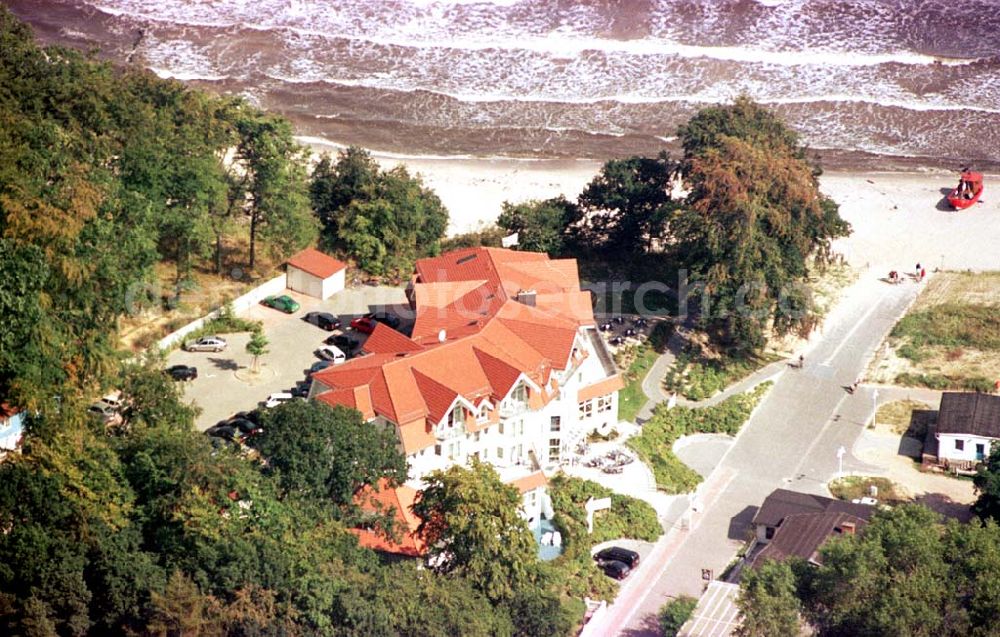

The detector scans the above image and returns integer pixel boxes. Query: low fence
[156,273,287,350]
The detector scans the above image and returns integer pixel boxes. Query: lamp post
[872,388,879,429]
[837,445,847,478]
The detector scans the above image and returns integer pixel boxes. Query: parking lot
[167,285,407,430]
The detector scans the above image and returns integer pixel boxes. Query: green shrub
[618,344,658,422]
[664,347,762,401]
[544,475,663,601]
[659,596,698,637]
[628,383,770,493]
[895,372,994,393]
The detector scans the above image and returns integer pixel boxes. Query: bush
[663,346,762,401]
[659,596,698,636]
[544,475,662,601]
[628,383,770,493]
[173,302,263,350]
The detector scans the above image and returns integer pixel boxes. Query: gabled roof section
[411,369,460,424]
[286,248,347,279]
[752,488,875,529]
[363,323,424,355]
[937,392,1000,438]
[496,315,578,368]
[352,480,426,557]
[413,279,488,308]
[473,347,524,400]
[750,512,866,569]
[510,471,548,494]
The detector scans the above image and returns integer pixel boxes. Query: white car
[262,392,294,409]
[316,345,347,364]
[184,335,228,352]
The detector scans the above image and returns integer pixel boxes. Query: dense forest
[0,10,586,635]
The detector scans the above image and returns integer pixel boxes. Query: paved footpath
[591,274,926,636]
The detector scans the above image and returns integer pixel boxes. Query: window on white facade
[956,440,965,451]
[550,416,561,432]
[497,447,504,459]
[529,491,537,507]
[434,444,442,456]
[477,404,490,422]
[518,420,525,436]
[499,422,505,435]
[597,395,612,413]
[447,440,461,460]
[512,384,528,403]
[447,406,466,428]
[549,438,560,460]
[579,400,593,418]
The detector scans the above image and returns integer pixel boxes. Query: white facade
[403,326,619,484]
[287,265,345,300]
[937,432,994,463]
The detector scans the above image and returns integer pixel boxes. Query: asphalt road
[602,275,922,636]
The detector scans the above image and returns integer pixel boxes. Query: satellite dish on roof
[438,329,446,343]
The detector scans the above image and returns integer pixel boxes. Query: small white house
[286,248,347,300]
[935,392,1000,463]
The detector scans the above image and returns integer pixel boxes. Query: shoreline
[298,136,1000,274]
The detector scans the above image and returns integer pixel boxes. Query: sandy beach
[299,137,1000,273]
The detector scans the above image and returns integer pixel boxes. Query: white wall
[322,269,346,299]
[156,274,287,351]
[287,267,323,299]
[938,433,995,462]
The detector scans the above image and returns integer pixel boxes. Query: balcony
[499,401,529,418]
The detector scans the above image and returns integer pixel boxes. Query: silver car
[184,335,228,352]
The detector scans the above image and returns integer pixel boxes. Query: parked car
[87,401,122,425]
[99,391,126,412]
[365,311,401,329]
[599,560,631,580]
[229,417,260,436]
[316,344,347,364]
[324,333,359,352]
[262,294,300,314]
[262,392,294,408]
[308,360,335,377]
[303,311,341,331]
[594,546,640,568]
[184,335,228,352]
[291,380,311,398]
[350,316,378,334]
[204,423,239,441]
[166,365,198,381]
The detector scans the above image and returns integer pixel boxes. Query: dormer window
[512,384,528,403]
[447,406,466,428]
[477,404,490,423]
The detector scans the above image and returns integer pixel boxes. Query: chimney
[840,521,856,536]
[516,289,536,307]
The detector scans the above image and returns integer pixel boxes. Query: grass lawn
[617,345,658,423]
[873,399,935,436]
[828,476,905,504]
[878,271,1000,392]
[627,383,770,493]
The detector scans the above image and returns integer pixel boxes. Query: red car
[350,316,377,334]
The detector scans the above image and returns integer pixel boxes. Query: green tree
[674,99,849,354]
[118,358,198,430]
[249,400,407,508]
[737,560,801,637]
[659,595,697,636]
[497,196,580,256]
[413,458,538,603]
[576,152,676,255]
[310,147,449,276]
[803,505,957,636]
[231,111,318,270]
[973,445,1000,521]
[245,329,269,374]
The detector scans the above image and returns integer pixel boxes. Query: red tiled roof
[312,247,617,454]
[509,471,548,493]
[363,323,424,355]
[351,480,426,556]
[287,248,347,279]
[578,375,625,403]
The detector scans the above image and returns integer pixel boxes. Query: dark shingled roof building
[937,392,1000,438]
[748,489,876,569]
